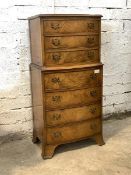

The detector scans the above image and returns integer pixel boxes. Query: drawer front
[45,49,99,66]
[45,87,101,110]
[46,103,101,126]
[44,20,99,34]
[44,68,102,91]
[47,118,101,144]
[45,35,99,50]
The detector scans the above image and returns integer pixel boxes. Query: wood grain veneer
[29,14,104,159]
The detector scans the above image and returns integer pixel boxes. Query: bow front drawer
[45,87,101,110]
[46,103,101,126]
[45,49,99,66]
[44,68,102,91]
[47,118,101,144]
[44,20,99,34]
[45,35,99,50]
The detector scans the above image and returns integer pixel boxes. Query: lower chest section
[43,66,103,144]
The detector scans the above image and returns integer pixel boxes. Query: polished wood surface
[45,35,99,49]
[46,87,101,110]
[29,14,104,159]
[28,14,102,20]
[46,103,101,126]
[47,118,101,144]
[30,66,44,142]
[29,18,43,66]
[44,20,99,34]
[44,66,102,91]
[45,49,99,66]
[36,63,103,71]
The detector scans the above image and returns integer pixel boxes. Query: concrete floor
[0,117,131,175]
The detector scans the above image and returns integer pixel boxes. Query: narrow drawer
[44,20,99,34]
[45,35,99,50]
[47,118,101,144]
[46,103,101,126]
[45,87,101,110]
[44,68,102,91]
[45,49,99,66]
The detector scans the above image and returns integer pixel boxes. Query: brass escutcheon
[52,96,61,102]
[52,54,61,62]
[87,37,95,44]
[53,131,62,138]
[52,114,61,120]
[51,77,60,83]
[51,23,61,30]
[90,73,97,80]
[90,107,97,114]
[88,23,95,30]
[52,38,60,46]
[90,90,97,97]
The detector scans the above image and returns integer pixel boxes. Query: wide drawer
[45,87,101,110]
[46,103,101,126]
[47,118,101,144]
[45,49,99,66]
[44,68,102,91]
[45,35,99,50]
[44,20,99,34]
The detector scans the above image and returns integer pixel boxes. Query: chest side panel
[29,18,43,66]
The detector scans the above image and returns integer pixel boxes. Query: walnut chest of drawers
[28,14,105,159]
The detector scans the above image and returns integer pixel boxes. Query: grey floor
[0,117,131,175]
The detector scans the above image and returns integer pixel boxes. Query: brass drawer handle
[90,123,97,130]
[52,95,61,102]
[87,37,95,44]
[52,114,61,120]
[90,107,96,114]
[87,51,94,59]
[87,23,95,30]
[90,73,97,80]
[53,131,62,138]
[51,23,61,30]
[51,77,60,83]
[52,54,61,62]
[90,90,97,97]
[52,39,60,46]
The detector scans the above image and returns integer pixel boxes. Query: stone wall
[0,0,131,137]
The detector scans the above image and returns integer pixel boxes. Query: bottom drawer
[47,118,101,144]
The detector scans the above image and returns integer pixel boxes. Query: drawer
[44,20,99,34]
[46,103,101,126]
[47,118,101,144]
[45,35,99,50]
[44,68,102,91]
[45,49,99,66]
[45,87,101,110]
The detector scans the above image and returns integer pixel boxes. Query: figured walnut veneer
[29,14,104,159]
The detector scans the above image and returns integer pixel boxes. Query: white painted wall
[0,0,131,137]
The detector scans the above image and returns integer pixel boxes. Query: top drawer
[44,20,100,34]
